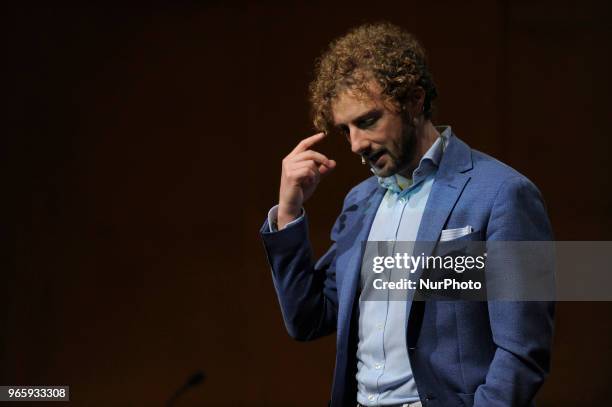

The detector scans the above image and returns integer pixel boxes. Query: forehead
[331,82,386,126]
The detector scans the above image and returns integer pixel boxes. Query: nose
[349,127,370,156]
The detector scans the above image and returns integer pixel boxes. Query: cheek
[384,122,405,150]
[386,115,404,135]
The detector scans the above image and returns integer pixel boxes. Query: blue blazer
[261,133,554,407]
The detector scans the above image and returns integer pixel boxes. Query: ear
[409,86,426,118]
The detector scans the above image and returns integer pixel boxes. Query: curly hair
[309,22,437,135]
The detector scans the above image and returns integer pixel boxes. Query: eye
[358,113,381,129]
[362,117,376,127]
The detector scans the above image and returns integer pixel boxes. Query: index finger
[289,132,326,156]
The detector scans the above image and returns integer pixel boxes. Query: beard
[370,117,418,178]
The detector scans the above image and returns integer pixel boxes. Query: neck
[397,120,440,178]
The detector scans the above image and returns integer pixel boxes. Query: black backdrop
[5,2,612,406]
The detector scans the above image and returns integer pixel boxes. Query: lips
[368,150,386,166]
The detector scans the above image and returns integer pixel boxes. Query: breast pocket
[440,229,483,242]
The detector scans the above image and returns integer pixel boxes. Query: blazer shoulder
[470,148,542,192]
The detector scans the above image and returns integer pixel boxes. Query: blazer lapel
[416,133,473,250]
[415,174,470,244]
[407,134,473,316]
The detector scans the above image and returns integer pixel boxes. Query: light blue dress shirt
[268,127,451,406]
[357,127,449,406]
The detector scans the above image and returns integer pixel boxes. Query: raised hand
[278,132,336,229]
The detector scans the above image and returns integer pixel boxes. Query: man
[260,22,554,407]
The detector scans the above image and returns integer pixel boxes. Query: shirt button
[375,363,383,369]
[376,323,384,330]
[399,197,406,203]
[368,394,375,401]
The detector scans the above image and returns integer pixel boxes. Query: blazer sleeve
[474,176,555,407]
[260,204,347,341]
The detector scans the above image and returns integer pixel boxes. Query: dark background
[5,2,612,406]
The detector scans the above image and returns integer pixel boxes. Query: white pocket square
[440,226,474,241]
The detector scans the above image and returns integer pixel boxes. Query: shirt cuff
[267,205,305,232]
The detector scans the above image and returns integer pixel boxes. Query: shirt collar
[376,125,451,194]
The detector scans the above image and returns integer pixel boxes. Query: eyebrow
[335,108,382,127]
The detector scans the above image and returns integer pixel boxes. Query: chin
[373,164,396,178]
